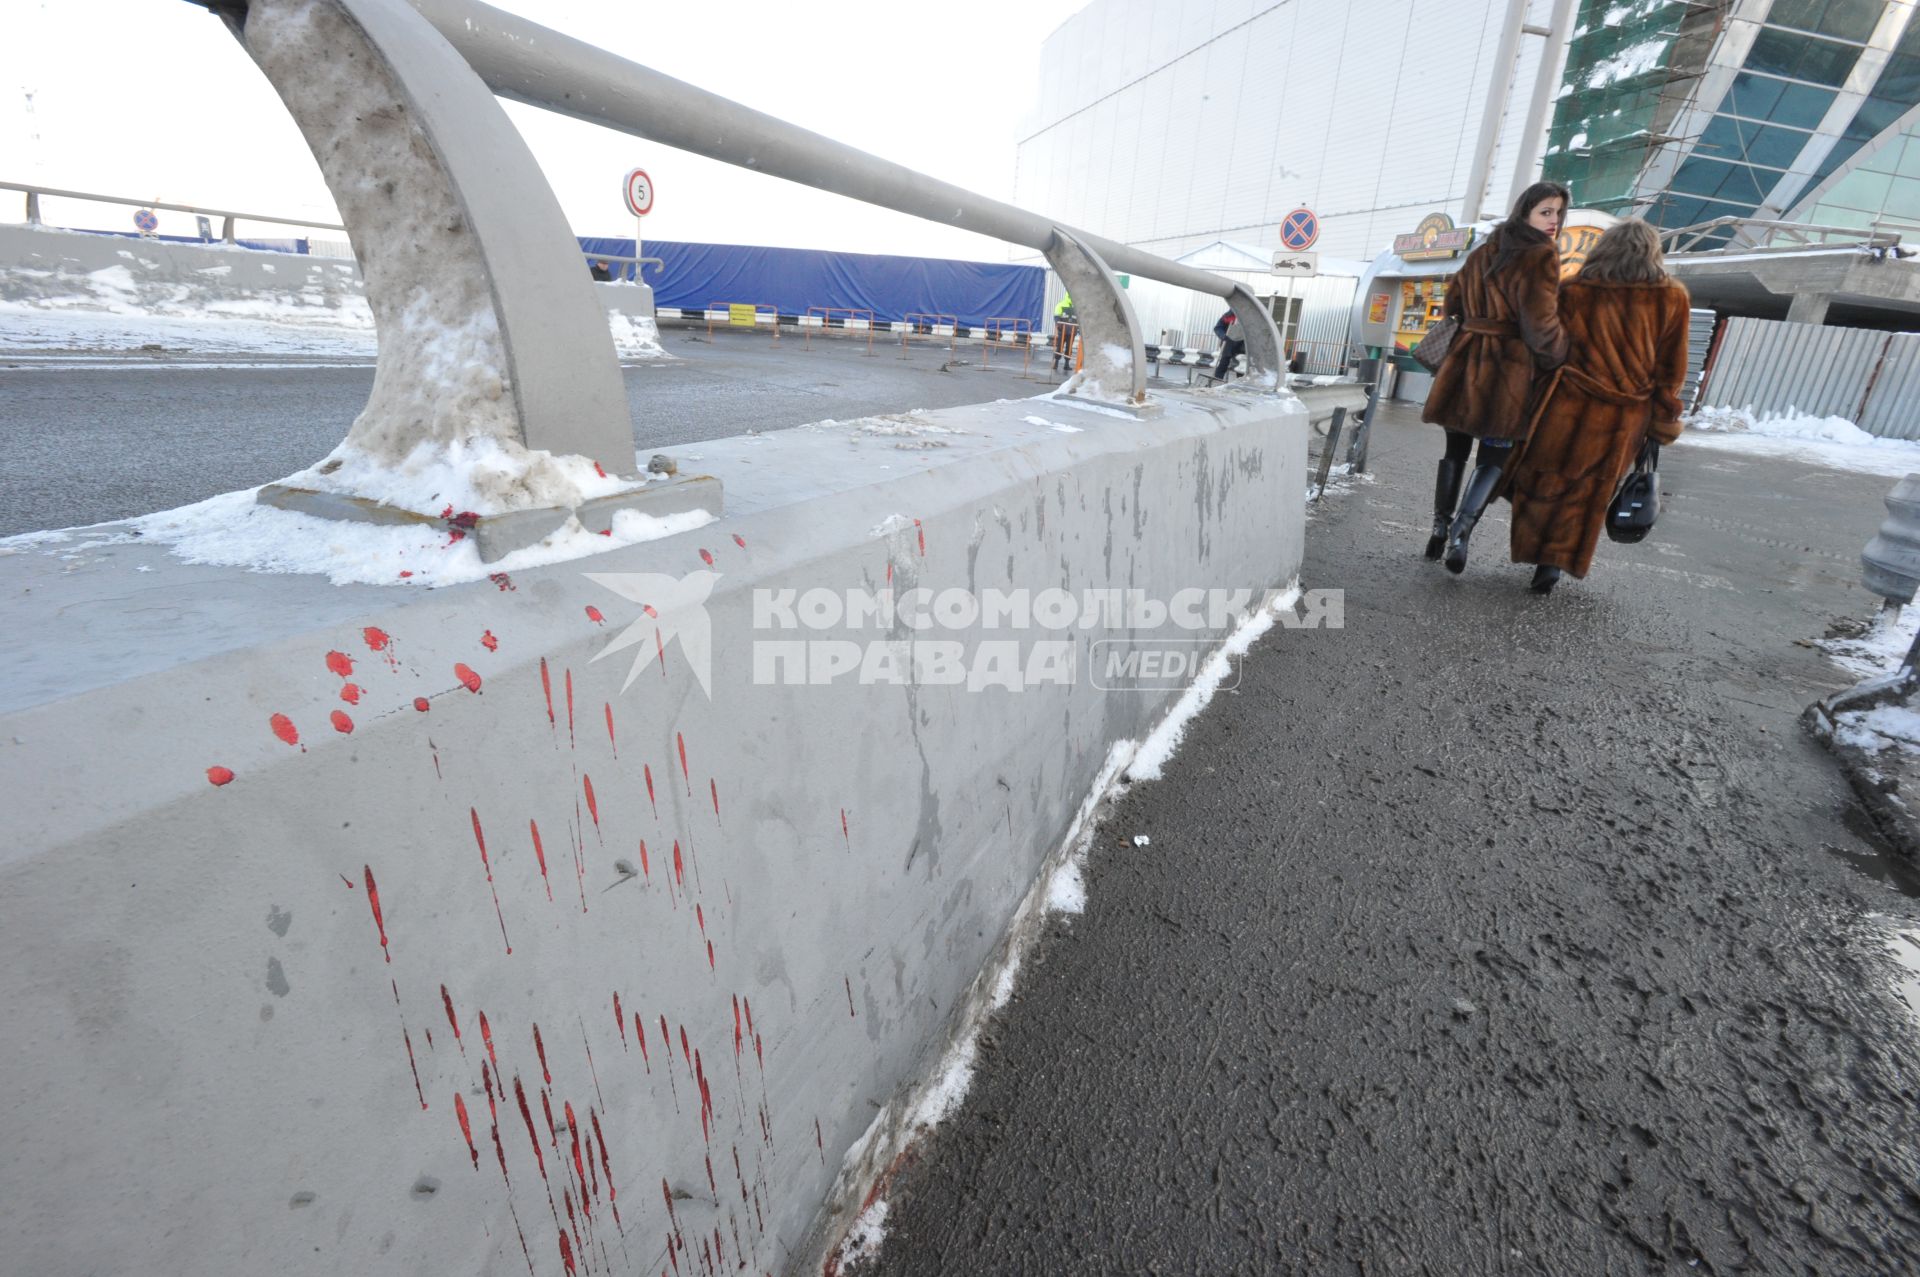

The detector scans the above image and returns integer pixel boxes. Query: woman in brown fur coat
[1421,182,1570,573]
[1505,219,1690,594]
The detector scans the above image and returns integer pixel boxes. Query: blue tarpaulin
[577,237,1043,328]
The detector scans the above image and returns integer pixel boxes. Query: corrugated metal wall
[1699,317,1894,426]
[1860,334,1920,441]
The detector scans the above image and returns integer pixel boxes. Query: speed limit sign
[623,169,655,218]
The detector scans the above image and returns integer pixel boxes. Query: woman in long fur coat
[1505,218,1690,594]
[1420,182,1570,573]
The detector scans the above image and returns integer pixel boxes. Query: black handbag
[1410,316,1458,373]
[1606,440,1660,543]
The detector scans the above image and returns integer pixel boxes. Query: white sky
[1,0,1088,260]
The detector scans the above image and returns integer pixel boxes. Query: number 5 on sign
[624,169,655,218]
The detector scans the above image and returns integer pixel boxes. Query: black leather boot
[1425,459,1465,560]
[1529,565,1562,594]
[1443,463,1505,575]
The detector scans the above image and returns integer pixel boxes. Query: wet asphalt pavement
[0,326,1063,537]
[869,404,1920,1275]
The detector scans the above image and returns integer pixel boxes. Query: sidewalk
[865,402,1920,1274]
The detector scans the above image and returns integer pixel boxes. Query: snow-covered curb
[820,584,1302,1272]
[1679,404,1920,478]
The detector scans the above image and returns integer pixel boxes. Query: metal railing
[1,178,346,242]
[1658,215,1905,256]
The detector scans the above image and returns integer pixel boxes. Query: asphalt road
[0,326,1066,537]
[868,404,1920,1275]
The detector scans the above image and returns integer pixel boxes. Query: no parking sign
[133,208,159,234]
[1280,207,1319,252]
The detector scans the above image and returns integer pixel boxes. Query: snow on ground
[1679,405,1920,478]
[1820,605,1920,681]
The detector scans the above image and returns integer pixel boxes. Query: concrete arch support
[237,0,634,479]
[1227,283,1284,390]
[1044,227,1146,403]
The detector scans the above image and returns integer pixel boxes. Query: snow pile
[1679,405,1920,477]
[1818,607,1920,681]
[103,486,712,588]
[607,310,668,360]
[1833,703,1920,755]
[284,435,646,518]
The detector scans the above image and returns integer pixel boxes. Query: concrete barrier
[0,387,1305,1274]
[0,223,655,328]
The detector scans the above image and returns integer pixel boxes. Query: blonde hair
[1579,219,1668,284]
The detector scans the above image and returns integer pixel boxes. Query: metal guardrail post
[224,0,633,481]
[24,191,39,225]
[1348,364,1385,473]
[221,214,236,244]
[1811,474,1920,723]
[1043,228,1146,402]
[1312,407,1346,500]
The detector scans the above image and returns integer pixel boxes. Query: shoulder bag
[1606,439,1660,543]
[1410,316,1458,373]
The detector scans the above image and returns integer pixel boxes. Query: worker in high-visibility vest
[1052,293,1077,373]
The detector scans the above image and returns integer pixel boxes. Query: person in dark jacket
[1420,181,1571,572]
[1212,309,1245,381]
[1505,219,1690,594]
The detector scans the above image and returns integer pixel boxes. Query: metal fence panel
[1699,316,1890,423]
[1860,333,1920,441]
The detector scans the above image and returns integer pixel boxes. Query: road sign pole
[635,214,643,283]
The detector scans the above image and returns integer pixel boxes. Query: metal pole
[407,0,1249,304]
[1460,0,1530,224]
[1350,358,1386,473]
[1506,0,1578,210]
[634,214,643,284]
[24,191,40,225]
[1313,407,1347,499]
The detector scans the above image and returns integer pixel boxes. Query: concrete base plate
[256,474,725,563]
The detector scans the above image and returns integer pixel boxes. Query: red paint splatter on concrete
[709,778,720,819]
[583,774,601,838]
[455,663,483,694]
[330,709,354,734]
[637,839,649,878]
[398,570,414,578]
[565,670,575,748]
[914,517,926,556]
[742,997,754,1036]
[733,996,742,1057]
[604,703,617,757]
[613,993,627,1050]
[593,461,607,478]
[540,658,555,727]
[644,765,657,819]
[480,1012,502,1094]
[589,1107,618,1212]
[679,1025,691,1068]
[672,840,684,888]
[585,606,605,625]
[677,732,691,795]
[695,904,706,938]
[540,1089,559,1155]
[841,808,850,847]
[363,627,393,658]
[340,874,354,889]
[325,650,355,678]
[698,548,714,566]
[886,561,893,587]
[634,1015,650,1071]
[424,1028,433,1048]
[482,1061,498,1120]
[706,940,715,971]
[815,1117,825,1163]
[269,713,299,746]
[363,865,390,962]
[441,984,465,1056]
[513,1076,548,1179]
[403,1028,427,1109]
[206,765,234,787]
[732,533,746,548]
[533,1023,552,1085]
[454,1092,479,1169]
[565,1101,588,1205]
[557,1228,578,1276]
[530,819,553,901]
[340,682,362,704]
[413,696,430,712]
[481,630,499,653]
[470,808,512,955]
[845,976,856,1017]
[489,572,516,592]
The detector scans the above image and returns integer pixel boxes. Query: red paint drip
[565,670,574,748]
[732,533,746,548]
[340,682,362,704]
[707,940,715,971]
[566,1102,589,1207]
[698,547,714,566]
[412,696,430,712]
[558,1230,577,1275]
[489,571,517,592]
[525,819,552,901]
[540,658,555,727]
[590,1107,616,1203]
[672,840,684,888]
[614,993,627,1050]
[887,560,893,587]
[455,662,483,694]
[593,461,608,478]
[635,1014,650,1071]
[679,1025,691,1068]
[638,839,649,878]
[403,1028,427,1109]
[846,976,856,1017]
[743,997,754,1035]
[441,984,465,1055]
[696,904,705,937]
[363,865,390,962]
[454,1092,479,1169]
[540,1088,559,1155]
[841,807,850,847]
[914,517,926,556]
[363,626,391,652]
[481,630,499,653]
[815,1117,825,1164]
[330,709,354,734]
[325,649,355,678]
[733,995,742,1057]
[480,1011,502,1093]
[470,807,512,955]
[583,774,600,836]
[269,713,299,747]
[710,778,720,818]
[654,626,666,676]
[644,765,657,819]
[482,1061,498,1120]
[513,1075,548,1179]
[206,765,234,787]
[677,732,690,795]
[534,1023,551,1085]
[585,606,605,625]
[604,703,616,757]
[340,873,354,889]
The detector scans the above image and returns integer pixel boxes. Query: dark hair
[1578,218,1669,284]
[1507,181,1571,226]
